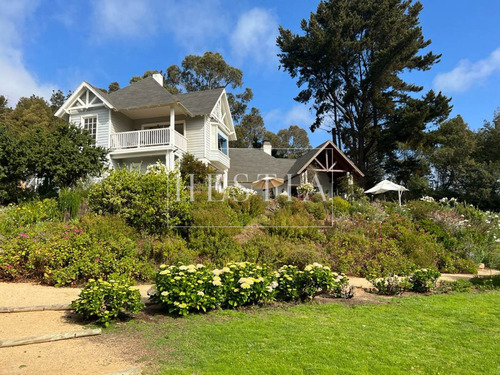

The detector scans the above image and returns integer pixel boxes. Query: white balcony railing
[110,128,187,152]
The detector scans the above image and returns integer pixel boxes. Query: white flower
[196,264,204,269]
[161,291,169,296]
[197,291,204,296]
[212,269,222,276]
[179,265,188,271]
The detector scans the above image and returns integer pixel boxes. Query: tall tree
[128,52,254,124]
[277,0,451,185]
[231,108,265,148]
[108,82,120,93]
[276,125,311,158]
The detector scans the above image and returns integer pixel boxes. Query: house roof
[107,77,176,110]
[227,148,296,185]
[175,88,224,116]
[286,140,364,178]
[228,141,364,186]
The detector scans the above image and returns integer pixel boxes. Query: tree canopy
[277,0,451,185]
[0,96,107,202]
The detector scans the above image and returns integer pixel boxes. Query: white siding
[112,112,133,133]
[185,115,206,159]
[69,107,110,148]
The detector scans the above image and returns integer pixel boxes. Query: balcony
[208,149,230,169]
[109,128,187,155]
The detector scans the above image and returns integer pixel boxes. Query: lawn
[117,292,500,374]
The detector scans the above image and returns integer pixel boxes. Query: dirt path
[0,283,152,375]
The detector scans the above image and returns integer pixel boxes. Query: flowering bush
[276,263,349,300]
[151,262,348,315]
[409,269,441,292]
[0,215,153,286]
[0,199,60,236]
[368,275,412,295]
[297,183,315,197]
[224,185,257,198]
[71,279,144,326]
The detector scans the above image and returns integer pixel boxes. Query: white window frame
[81,114,98,143]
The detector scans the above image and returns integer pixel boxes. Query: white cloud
[264,105,315,132]
[90,0,228,51]
[90,0,157,40]
[0,0,54,105]
[230,8,279,66]
[434,47,500,93]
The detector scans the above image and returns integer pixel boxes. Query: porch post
[170,106,175,146]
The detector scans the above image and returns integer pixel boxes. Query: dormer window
[83,116,97,140]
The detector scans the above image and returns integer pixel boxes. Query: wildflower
[174,276,181,280]
[161,291,169,296]
[241,283,251,289]
[160,264,167,269]
[212,269,222,276]
[179,303,187,309]
[159,270,168,275]
[212,276,222,286]
[179,265,188,271]
[222,267,230,273]
[197,291,204,296]
[196,264,204,269]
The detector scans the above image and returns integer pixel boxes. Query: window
[83,116,97,140]
[218,133,228,155]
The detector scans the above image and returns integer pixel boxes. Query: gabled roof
[227,140,364,185]
[107,77,175,110]
[287,140,364,177]
[175,88,224,116]
[227,148,296,184]
[54,81,116,117]
[56,76,231,120]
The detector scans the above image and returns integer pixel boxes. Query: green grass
[120,292,500,374]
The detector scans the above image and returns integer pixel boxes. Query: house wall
[111,111,133,133]
[69,107,110,148]
[186,115,206,159]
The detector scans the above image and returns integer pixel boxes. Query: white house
[55,74,236,189]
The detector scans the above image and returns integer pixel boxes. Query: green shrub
[58,188,86,220]
[331,196,350,215]
[305,201,326,220]
[267,209,325,242]
[275,263,349,301]
[71,279,144,326]
[469,275,500,290]
[368,275,412,295]
[409,269,441,292]
[88,164,191,235]
[437,280,473,293]
[0,199,60,236]
[151,262,348,316]
[141,235,195,265]
[0,215,153,285]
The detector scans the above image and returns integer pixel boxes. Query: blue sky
[1,0,499,146]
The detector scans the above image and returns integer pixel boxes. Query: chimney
[152,73,163,86]
[262,140,272,155]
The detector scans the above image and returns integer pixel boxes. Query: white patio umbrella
[364,179,409,206]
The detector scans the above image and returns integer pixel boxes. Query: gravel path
[0,283,152,375]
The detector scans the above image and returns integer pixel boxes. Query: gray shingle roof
[227,148,296,185]
[107,77,175,110]
[175,88,224,116]
[228,141,364,185]
[92,77,224,115]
